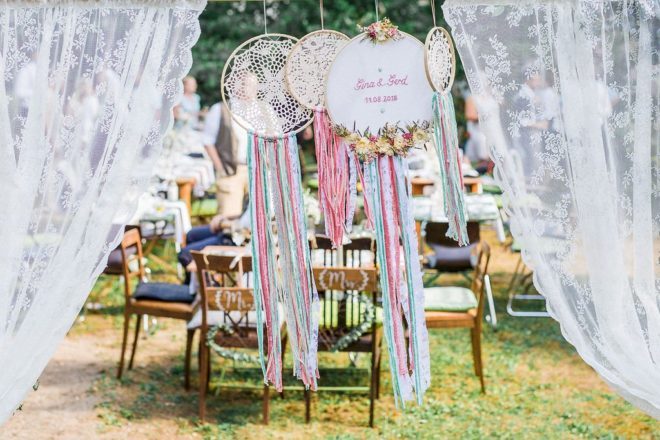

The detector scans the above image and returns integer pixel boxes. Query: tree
[191,0,463,106]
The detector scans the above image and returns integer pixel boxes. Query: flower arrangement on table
[358,17,402,44]
[335,122,431,162]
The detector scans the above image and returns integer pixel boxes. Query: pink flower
[369,135,378,142]
[403,133,413,141]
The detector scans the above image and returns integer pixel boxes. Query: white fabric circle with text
[325,34,433,135]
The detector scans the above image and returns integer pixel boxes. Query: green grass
[83,236,659,439]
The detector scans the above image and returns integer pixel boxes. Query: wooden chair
[304,266,382,427]
[424,241,491,392]
[310,234,376,268]
[422,221,497,329]
[115,228,196,388]
[190,251,281,423]
[423,221,481,275]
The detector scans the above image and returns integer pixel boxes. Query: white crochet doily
[221,34,312,136]
[424,27,455,93]
[285,30,349,110]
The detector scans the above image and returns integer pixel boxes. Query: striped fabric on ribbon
[432,91,469,245]
[363,156,431,406]
[248,131,319,391]
[313,107,353,248]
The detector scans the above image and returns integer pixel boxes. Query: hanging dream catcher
[325,18,432,406]
[285,29,355,248]
[221,33,318,392]
[425,24,468,245]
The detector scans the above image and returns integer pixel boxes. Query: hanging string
[263,0,268,34]
[319,0,324,30]
[374,0,379,22]
[430,0,437,28]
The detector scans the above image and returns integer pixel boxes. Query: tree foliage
[191,0,464,106]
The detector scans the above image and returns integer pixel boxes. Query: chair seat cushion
[424,286,478,312]
[132,282,195,304]
[425,244,477,272]
[191,198,218,217]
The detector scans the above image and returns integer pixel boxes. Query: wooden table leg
[176,177,196,216]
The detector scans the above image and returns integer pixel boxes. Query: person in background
[464,94,490,164]
[203,99,248,218]
[513,67,559,174]
[173,75,201,130]
[177,210,250,281]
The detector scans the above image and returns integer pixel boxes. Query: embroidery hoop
[285,29,350,110]
[324,30,433,135]
[221,33,313,137]
[424,26,456,93]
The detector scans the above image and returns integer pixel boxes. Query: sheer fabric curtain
[444,0,659,417]
[0,0,204,423]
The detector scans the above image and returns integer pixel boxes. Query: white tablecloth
[130,194,191,245]
[412,193,506,242]
[154,129,215,196]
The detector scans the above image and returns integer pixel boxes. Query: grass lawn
[32,231,659,439]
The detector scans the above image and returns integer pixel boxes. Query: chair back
[424,221,481,247]
[423,221,481,272]
[471,241,491,320]
[311,234,376,268]
[343,237,376,267]
[312,266,379,352]
[191,251,254,335]
[118,227,145,300]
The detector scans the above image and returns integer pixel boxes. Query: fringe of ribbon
[432,91,469,245]
[248,131,319,391]
[363,156,431,407]
[313,107,357,247]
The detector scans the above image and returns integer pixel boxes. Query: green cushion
[307,178,319,190]
[424,286,477,312]
[482,184,503,195]
[191,198,218,217]
[319,298,383,327]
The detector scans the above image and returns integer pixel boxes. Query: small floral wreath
[329,292,376,352]
[335,121,431,163]
[206,324,261,364]
[358,18,402,44]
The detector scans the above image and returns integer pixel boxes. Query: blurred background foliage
[191,0,466,131]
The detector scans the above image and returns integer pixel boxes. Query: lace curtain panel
[0,0,204,423]
[444,0,659,417]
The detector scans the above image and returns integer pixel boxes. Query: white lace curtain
[0,0,204,423]
[444,0,659,417]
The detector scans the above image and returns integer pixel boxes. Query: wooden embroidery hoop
[221,33,313,137]
[424,26,456,93]
[324,30,432,133]
[285,29,350,110]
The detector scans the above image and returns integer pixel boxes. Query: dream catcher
[325,17,431,406]
[424,5,468,245]
[221,26,318,391]
[285,7,353,248]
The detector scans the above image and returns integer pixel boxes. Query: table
[411,177,435,196]
[463,177,483,194]
[412,193,506,243]
[176,177,196,215]
[154,129,215,198]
